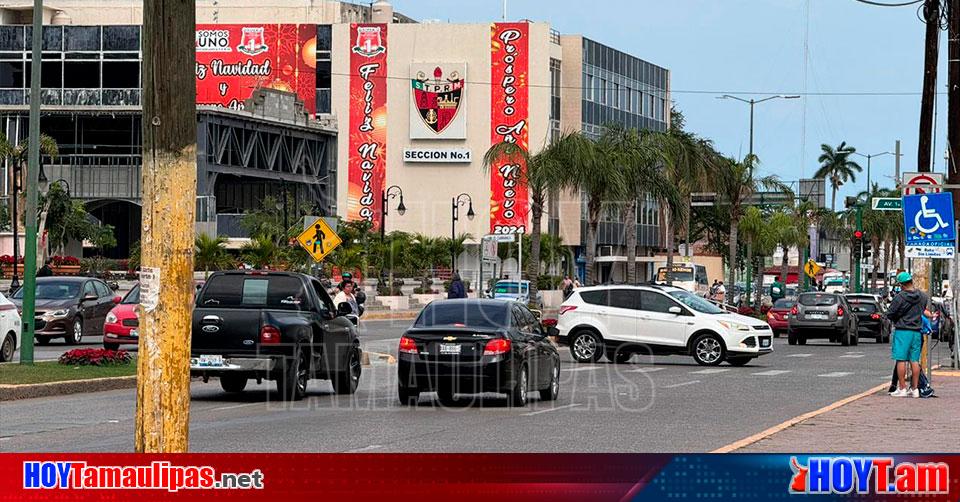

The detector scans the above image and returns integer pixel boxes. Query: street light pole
[718,94,800,173]
[852,150,895,191]
[380,185,405,240]
[451,193,474,273]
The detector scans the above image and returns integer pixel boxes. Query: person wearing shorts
[886,272,930,398]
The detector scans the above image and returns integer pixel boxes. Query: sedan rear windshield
[798,293,838,306]
[198,274,309,310]
[850,302,878,313]
[415,302,510,329]
[773,299,796,309]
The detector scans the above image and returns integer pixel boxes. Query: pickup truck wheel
[398,385,419,406]
[277,346,307,401]
[332,348,361,395]
[220,375,247,393]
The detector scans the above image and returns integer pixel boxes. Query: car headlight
[718,320,751,332]
[105,312,118,324]
[46,309,70,319]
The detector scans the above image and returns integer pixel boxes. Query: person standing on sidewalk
[886,272,932,398]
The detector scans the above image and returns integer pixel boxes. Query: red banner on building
[195,24,316,114]
[489,22,530,235]
[347,24,388,229]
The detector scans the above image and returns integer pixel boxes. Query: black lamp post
[380,185,406,240]
[9,162,23,291]
[451,193,474,272]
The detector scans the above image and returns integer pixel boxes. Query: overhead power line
[853,0,923,6]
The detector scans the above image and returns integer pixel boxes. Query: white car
[0,291,22,362]
[556,284,774,366]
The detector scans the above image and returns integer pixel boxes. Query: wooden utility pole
[135,0,197,453]
[919,0,941,173]
[949,0,960,218]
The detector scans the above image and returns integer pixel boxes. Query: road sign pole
[802,248,810,291]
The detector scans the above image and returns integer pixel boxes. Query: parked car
[191,271,363,401]
[397,299,560,406]
[556,284,774,367]
[845,293,890,343]
[0,291,22,362]
[766,298,795,336]
[490,280,543,309]
[787,292,858,346]
[10,277,120,345]
[103,284,140,351]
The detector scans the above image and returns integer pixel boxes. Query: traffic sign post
[902,192,956,259]
[297,217,343,262]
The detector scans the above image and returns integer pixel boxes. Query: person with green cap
[885,271,932,398]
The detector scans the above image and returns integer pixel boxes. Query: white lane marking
[663,380,700,389]
[563,367,599,372]
[690,368,730,375]
[785,353,813,358]
[839,354,865,359]
[627,367,665,373]
[818,372,853,378]
[751,370,792,376]
[209,403,263,412]
[344,445,383,453]
[0,437,10,441]
[521,403,582,416]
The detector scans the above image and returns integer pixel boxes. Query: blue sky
[390,0,949,202]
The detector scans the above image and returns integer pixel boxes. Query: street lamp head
[396,196,407,216]
[781,95,801,99]
[466,202,475,221]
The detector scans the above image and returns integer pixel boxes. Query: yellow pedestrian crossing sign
[804,259,821,279]
[297,217,342,262]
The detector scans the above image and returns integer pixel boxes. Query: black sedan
[845,294,891,343]
[397,299,560,407]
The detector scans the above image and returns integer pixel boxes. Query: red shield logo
[353,26,385,57]
[412,66,464,134]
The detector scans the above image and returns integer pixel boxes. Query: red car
[765,298,796,336]
[103,285,139,350]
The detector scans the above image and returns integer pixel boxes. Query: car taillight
[542,318,558,327]
[837,306,844,317]
[259,325,281,344]
[790,306,798,315]
[483,338,511,355]
[559,305,578,315]
[399,336,418,354]
[871,313,881,320]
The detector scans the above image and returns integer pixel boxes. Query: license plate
[129,329,138,338]
[808,314,827,320]
[198,354,224,367]
[761,339,771,348]
[439,343,462,355]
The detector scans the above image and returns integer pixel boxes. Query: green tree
[195,234,233,277]
[538,233,574,276]
[407,233,446,292]
[713,155,789,292]
[777,199,817,286]
[484,132,580,297]
[814,142,863,211]
[241,236,280,269]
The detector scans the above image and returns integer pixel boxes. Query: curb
[360,351,396,366]
[0,375,137,401]
[362,311,419,321]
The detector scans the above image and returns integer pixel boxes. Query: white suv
[556,284,774,366]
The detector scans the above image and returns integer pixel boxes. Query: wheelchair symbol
[914,195,950,234]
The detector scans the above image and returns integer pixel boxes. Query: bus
[656,264,709,297]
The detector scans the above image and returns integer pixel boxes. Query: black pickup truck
[190,271,362,401]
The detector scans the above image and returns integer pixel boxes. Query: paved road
[2,320,938,453]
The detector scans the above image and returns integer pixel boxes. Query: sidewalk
[736,371,960,452]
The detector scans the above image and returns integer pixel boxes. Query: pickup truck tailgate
[192,308,262,353]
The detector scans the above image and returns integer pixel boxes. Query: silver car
[787,292,859,346]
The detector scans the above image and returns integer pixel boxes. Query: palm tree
[1,133,60,268]
[407,233,445,292]
[538,233,574,276]
[777,199,816,286]
[484,132,577,298]
[712,154,790,294]
[814,142,863,211]
[241,236,280,269]
[439,231,473,273]
[195,233,232,278]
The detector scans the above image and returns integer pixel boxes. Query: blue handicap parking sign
[903,192,955,245]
